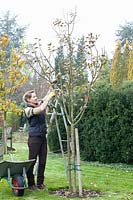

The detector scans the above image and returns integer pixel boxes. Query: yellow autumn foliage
[0,35,9,47]
[110,40,122,89]
[0,35,28,114]
[127,41,133,80]
[18,58,26,67]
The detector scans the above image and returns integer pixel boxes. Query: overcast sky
[1,0,133,57]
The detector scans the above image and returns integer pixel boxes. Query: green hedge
[48,114,67,153]
[48,81,133,164]
[79,81,133,164]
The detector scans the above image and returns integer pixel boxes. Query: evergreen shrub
[79,81,133,164]
[48,81,133,164]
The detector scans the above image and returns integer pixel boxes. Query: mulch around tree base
[50,188,103,198]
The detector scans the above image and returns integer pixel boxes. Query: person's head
[23,90,38,105]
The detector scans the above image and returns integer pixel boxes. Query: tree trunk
[3,112,7,154]
[67,126,72,190]
[71,123,76,193]
[75,128,82,196]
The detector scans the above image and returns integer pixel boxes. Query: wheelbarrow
[0,159,35,196]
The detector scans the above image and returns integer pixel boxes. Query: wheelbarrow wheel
[12,174,24,196]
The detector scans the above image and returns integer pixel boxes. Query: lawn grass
[1,140,133,200]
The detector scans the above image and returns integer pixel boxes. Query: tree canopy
[115,21,133,46]
[0,11,28,50]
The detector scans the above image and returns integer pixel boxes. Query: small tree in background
[110,39,133,89]
[115,21,133,46]
[122,39,130,81]
[0,11,27,50]
[26,11,106,195]
[110,40,122,89]
[0,11,31,104]
[127,41,133,80]
[0,35,28,153]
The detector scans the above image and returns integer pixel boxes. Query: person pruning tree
[23,89,55,190]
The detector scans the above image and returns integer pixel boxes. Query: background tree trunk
[3,112,7,154]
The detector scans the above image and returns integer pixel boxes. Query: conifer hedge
[48,81,133,164]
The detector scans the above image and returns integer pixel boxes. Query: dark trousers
[27,135,47,186]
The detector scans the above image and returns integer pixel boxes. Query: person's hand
[48,91,56,98]
[47,86,56,97]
